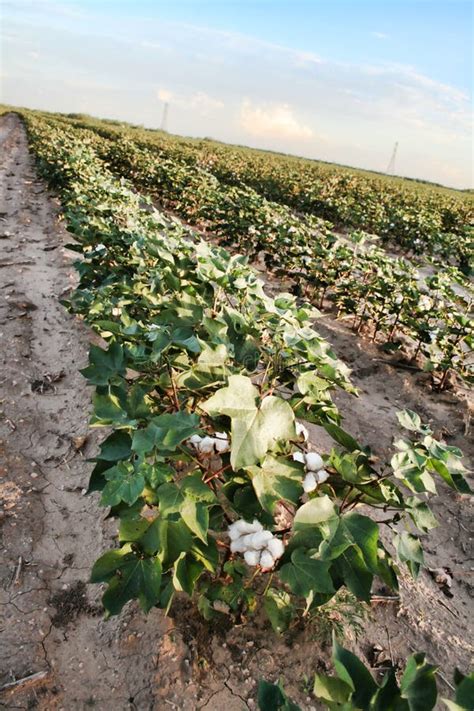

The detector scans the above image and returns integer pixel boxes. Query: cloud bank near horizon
[1,0,472,188]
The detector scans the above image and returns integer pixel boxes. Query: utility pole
[160,102,169,132]
[386,141,398,174]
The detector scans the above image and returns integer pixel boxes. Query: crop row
[45,117,473,389]
[21,111,470,635]
[52,110,474,269]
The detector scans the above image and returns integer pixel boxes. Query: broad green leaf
[342,513,379,573]
[101,554,162,616]
[333,545,374,601]
[332,634,378,708]
[132,411,200,455]
[247,456,303,513]
[279,549,335,598]
[257,680,301,711]
[80,342,125,385]
[395,532,424,577]
[98,431,132,461]
[293,495,337,531]
[313,673,352,704]
[172,552,204,594]
[100,462,145,506]
[397,409,429,434]
[400,653,438,711]
[202,375,295,467]
[263,588,294,633]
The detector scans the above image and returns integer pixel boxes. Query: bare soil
[0,113,472,710]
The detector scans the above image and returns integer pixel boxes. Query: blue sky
[1,0,472,187]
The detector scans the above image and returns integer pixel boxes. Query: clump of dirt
[49,581,101,628]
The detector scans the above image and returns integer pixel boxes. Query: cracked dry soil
[0,113,473,711]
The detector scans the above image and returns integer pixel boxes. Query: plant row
[48,118,473,389]
[52,109,474,270]
[21,112,471,637]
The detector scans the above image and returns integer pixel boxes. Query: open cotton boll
[266,537,285,560]
[228,521,245,540]
[188,434,202,446]
[260,550,275,569]
[214,432,228,440]
[199,436,216,454]
[303,471,317,493]
[292,451,305,464]
[249,530,273,550]
[305,452,324,472]
[214,438,230,454]
[230,538,247,553]
[316,469,329,484]
[244,549,260,567]
[295,422,309,441]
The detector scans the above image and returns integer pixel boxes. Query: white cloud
[157,87,224,115]
[240,101,313,140]
[371,31,389,40]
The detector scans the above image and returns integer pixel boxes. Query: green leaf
[81,342,125,385]
[397,409,430,434]
[406,498,438,533]
[247,456,303,513]
[279,549,335,598]
[132,411,200,455]
[400,653,438,711]
[333,545,374,601]
[323,422,363,453]
[202,375,295,467]
[313,673,352,704]
[92,387,130,425]
[257,680,301,711]
[172,552,204,594]
[395,532,424,577]
[332,634,378,708]
[181,499,209,543]
[429,458,472,495]
[342,513,380,573]
[101,554,162,616]
[293,495,337,531]
[100,462,145,506]
[454,671,474,709]
[263,588,294,634]
[98,431,132,461]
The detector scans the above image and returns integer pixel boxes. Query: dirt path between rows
[0,113,472,711]
[0,114,253,711]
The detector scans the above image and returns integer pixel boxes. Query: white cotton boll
[267,537,285,560]
[305,452,324,472]
[199,436,215,454]
[188,434,202,446]
[228,521,244,540]
[214,432,228,440]
[237,520,262,535]
[249,530,273,550]
[242,533,257,549]
[230,538,247,553]
[295,422,309,441]
[292,451,305,464]
[303,471,317,493]
[260,550,275,569]
[316,469,329,484]
[244,550,260,567]
[214,438,230,454]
